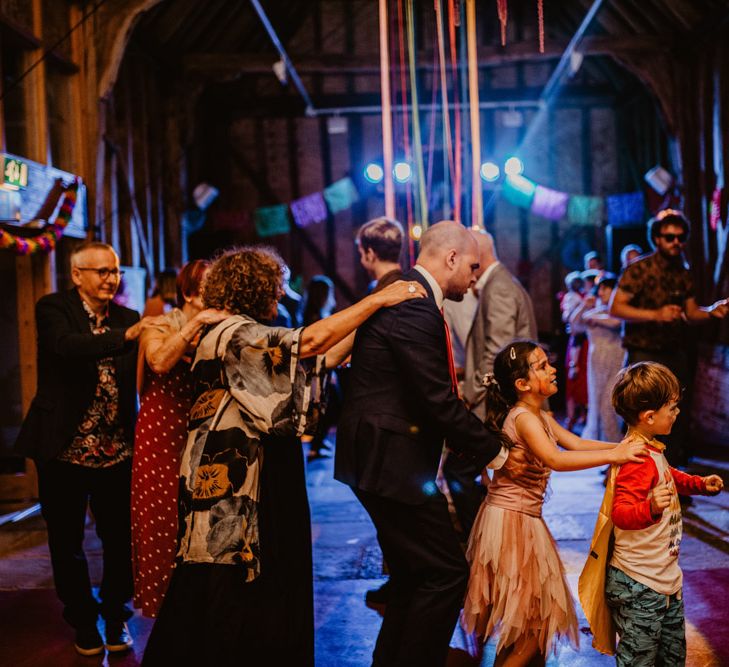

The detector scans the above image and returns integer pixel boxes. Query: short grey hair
[70,242,118,268]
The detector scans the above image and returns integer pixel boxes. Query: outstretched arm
[515,412,647,472]
[299,280,425,358]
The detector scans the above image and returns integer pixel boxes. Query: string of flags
[253,177,360,238]
[503,174,646,227]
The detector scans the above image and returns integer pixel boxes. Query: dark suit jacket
[15,288,140,463]
[334,268,503,505]
[463,262,538,420]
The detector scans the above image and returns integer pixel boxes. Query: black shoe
[74,624,104,656]
[365,580,391,605]
[104,621,133,653]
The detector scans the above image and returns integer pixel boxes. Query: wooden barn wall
[96,48,186,288]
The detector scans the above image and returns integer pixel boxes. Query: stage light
[364,162,384,184]
[411,224,423,240]
[480,161,500,182]
[393,162,412,183]
[504,157,524,176]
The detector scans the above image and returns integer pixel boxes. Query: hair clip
[509,346,516,360]
[482,372,500,389]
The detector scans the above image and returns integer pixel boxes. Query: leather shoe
[74,624,104,656]
[104,621,133,652]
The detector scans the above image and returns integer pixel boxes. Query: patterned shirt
[176,316,325,581]
[616,251,694,352]
[57,299,131,467]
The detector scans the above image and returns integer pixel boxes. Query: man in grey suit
[463,230,538,418]
[443,229,538,536]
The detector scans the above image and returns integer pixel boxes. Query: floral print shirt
[57,300,131,467]
[616,251,694,352]
[176,316,325,581]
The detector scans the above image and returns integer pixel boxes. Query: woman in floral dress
[142,246,425,666]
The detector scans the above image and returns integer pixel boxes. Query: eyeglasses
[657,233,687,244]
[76,267,125,280]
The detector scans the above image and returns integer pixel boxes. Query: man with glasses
[15,241,147,656]
[610,210,729,466]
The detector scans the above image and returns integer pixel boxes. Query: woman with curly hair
[143,246,425,666]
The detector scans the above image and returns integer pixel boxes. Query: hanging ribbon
[435,0,454,217]
[406,0,428,233]
[0,181,79,256]
[379,0,395,219]
[537,0,545,54]
[497,0,508,46]
[448,0,462,221]
[466,0,482,229]
[396,0,414,248]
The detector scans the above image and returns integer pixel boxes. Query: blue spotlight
[480,161,500,182]
[393,162,412,183]
[364,162,384,184]
[504,156,524,176]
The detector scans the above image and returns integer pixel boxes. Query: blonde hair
[611,362,681,426]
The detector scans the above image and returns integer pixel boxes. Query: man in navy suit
[335,221,539,666]
[16,242,146,656]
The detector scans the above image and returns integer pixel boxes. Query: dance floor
[1,452,728,666]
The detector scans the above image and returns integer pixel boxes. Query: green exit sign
[2,157,29,189]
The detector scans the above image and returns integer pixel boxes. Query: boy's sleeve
[670,467,707,495]
[612,458,661,530]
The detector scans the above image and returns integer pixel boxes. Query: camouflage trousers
[606,566,686,666]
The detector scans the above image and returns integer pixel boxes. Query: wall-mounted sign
[2,156,29,189]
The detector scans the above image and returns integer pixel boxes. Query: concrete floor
[1,451,728,666]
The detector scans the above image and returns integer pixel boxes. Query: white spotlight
[393,162,412,183]
[480,162,500,182]
[504,157,524,177]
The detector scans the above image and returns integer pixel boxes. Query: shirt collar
[627,428,666,452]
[80,295,109,324]
[414,264,444,309]
[475,261,500,291]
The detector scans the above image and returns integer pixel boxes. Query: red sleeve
[612,458,661,530]
[670,467,706,495]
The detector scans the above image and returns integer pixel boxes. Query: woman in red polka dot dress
[131,260,228,617]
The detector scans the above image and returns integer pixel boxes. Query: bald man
[335,221,539,667]
[440,230,538,538]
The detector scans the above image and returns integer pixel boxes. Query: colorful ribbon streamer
[0,181,79,256]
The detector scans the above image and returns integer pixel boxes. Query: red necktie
[441,310,460,397]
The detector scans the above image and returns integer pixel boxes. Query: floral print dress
[143,315,324,667]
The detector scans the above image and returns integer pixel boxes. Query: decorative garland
[0,180,78,255]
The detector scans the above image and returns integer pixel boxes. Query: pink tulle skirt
[461,503,579,656]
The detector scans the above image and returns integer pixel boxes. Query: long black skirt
[142,436,314,666]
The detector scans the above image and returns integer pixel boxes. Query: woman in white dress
[573,274,624,442]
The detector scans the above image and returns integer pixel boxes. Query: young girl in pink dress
[461,340,647,666]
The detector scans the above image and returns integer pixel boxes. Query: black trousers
[441,452,485,539]
[36,459,133,628]
[354,488,469,667]
[626,348,691,467]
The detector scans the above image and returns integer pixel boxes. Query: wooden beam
[182,36,666,78]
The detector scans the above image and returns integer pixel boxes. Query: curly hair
[201,246,284,321]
